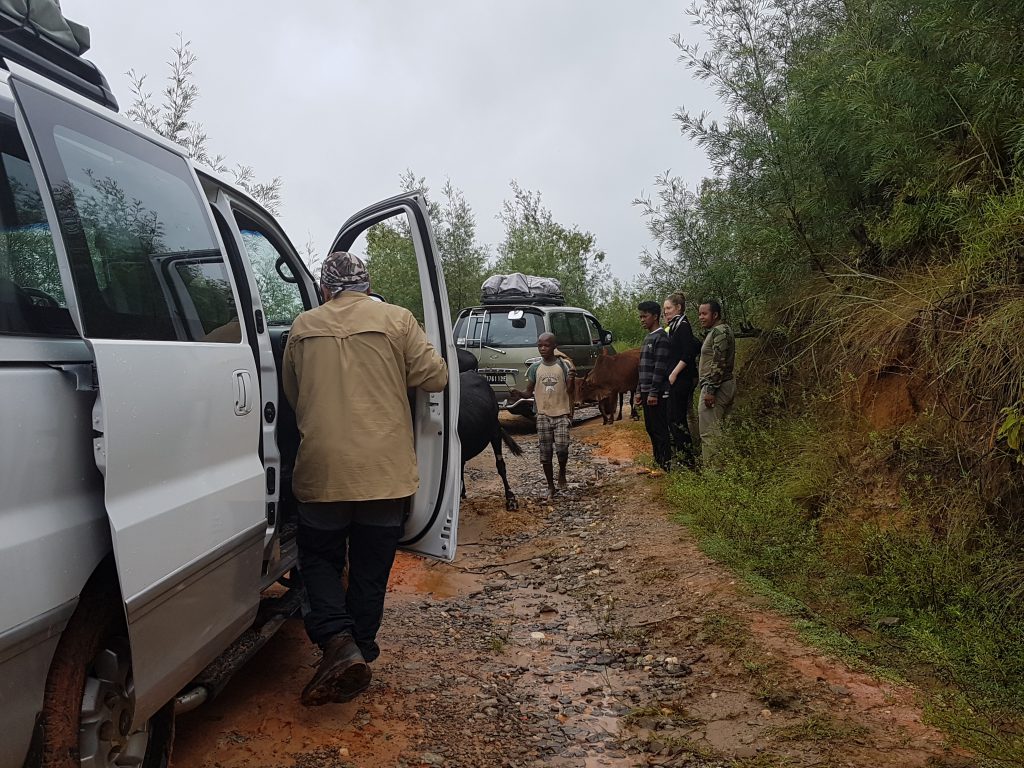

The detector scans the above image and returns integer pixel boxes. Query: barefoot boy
[511,332,575,498]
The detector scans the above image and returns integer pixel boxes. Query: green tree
[493,181,609,311]
[639,0,1024,326]
[364,171,489,322]
[592,277,647,348]
[435,179,489,318]
[126,34,282,214]
[365,215,423,320]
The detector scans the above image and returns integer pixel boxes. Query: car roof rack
[0,9,117,111]
[480,295,566,307]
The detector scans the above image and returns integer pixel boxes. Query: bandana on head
[321,251,370,296]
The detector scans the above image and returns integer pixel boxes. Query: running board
[174,588,303,714]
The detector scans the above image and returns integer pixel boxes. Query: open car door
[10,74,266,722]
[330,194,462,561]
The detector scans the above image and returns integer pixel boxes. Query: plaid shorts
[536,413,571,461]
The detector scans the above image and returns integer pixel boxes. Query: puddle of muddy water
[389,558,482,599]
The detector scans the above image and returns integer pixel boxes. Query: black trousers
[642,396,672,471]
[668,377,698,466]
[296,499,406,662]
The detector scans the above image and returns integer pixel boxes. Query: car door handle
[234,370,253,416]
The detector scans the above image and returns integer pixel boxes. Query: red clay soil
[171,417,970,768]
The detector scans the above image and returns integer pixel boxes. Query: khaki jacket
[283,292,448,503]
[698,322,736,395]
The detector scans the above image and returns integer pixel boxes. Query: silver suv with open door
[0,12,460,767]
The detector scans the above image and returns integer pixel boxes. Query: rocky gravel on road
[172,417,968,768]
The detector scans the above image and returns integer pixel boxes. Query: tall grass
[768,262,1024,509]
[669,399,1024,765]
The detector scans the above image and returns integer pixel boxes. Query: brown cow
[575,347,641,425]
[573,379,618,425]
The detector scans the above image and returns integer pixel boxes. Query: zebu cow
[456,348,522,510]
[575,347,641,425]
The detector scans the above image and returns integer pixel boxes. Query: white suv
[0,17,461,767]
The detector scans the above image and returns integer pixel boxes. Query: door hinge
[53,363,97,392]
[91,393,107,476]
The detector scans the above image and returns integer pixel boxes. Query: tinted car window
[17,82,240,342]
[454,310,542,347]
[0,114,75,336]
[236,220,305,326]
[452,314,479,345]
[485,312,542,345]
[549,311,591,345]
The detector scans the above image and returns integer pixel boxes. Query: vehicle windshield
[454,310,543,347]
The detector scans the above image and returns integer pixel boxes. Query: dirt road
[172,417,967,767]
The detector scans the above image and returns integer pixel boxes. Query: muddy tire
[39,579,173,768]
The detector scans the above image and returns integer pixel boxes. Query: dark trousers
[642,396,672,471]
[668,377,698,467]
[297,499,406,662]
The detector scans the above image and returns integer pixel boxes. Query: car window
[0,114,75,336]
[586,315,603,344]
[17,83,240,342]
[453,313,481,346]
[549,311,591,345]
[485,312,542,345]
[454,310,542,347]
[234,214,306,326]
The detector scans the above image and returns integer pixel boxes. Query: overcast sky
[60,1,717,281]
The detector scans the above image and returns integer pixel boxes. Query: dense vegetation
[642,0,1024,478]
[636,1,1024,763]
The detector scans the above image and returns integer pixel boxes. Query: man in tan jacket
[283,251,448,706]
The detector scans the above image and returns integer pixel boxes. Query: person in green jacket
[697,299,736,461]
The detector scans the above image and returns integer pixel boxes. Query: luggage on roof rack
[0,2,117,111]
[480,273,565,306]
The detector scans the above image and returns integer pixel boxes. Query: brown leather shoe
[301,633,370,706]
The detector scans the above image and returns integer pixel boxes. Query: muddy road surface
[172,416,968,767]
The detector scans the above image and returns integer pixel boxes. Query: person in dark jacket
[636,300,672,472]
[663,291,699,467]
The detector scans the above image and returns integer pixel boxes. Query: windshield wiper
[483,345,506,355]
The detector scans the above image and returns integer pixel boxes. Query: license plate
[480,369,516,385]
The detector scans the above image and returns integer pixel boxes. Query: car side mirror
[602,331,613,345]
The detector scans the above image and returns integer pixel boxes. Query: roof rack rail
[480,295,566,307]
[0,10,117,111]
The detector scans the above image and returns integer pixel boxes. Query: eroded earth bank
[172,416,970,768]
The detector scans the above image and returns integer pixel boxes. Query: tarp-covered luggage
[480,273,565,306]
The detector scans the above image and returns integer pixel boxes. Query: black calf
[457,369,521,511]
[456,347,479,373]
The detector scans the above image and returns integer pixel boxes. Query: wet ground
[171,413,970,767]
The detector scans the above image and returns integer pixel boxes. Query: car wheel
[39,584,173,768]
